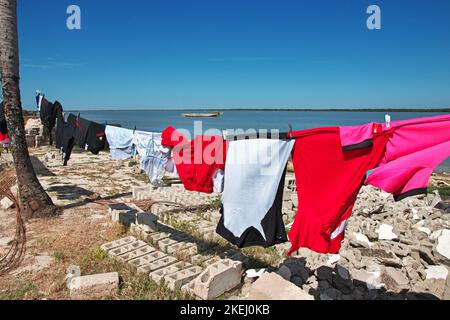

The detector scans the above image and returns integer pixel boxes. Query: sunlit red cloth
[288,126,390,255]
[289,114,450,255]
[161,126,228,193]
[0,132,10,147]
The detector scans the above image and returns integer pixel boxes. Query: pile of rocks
[253,185,450,300]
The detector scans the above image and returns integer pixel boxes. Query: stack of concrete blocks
[182,259,243,300]
[100,236,205,294]
[108,203,140,227]
[24,118,56,148]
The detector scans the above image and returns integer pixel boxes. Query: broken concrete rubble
[190,259,242,300]
[69,272,119,300]
[248,272,314,300]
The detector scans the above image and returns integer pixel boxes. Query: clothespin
[222,130,227,140]
[133,125,137,134]
[77,113,81,120]
[385,114,391,128]
[288,124,293,138]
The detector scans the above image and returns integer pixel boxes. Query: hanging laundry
[161,126,228,194]
[133,130,170,187]
[105,125,135,160]
[73,116,106,154]
[0,101,10,148]
[364,114,450,200]
[216,138,294,248]
[289,114,450,255]
[288,126,391,255]
[59,114,78,165]
[37,94,60,146]
[54,101,65,150]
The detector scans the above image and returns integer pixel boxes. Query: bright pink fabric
[366,141,450,197]
[380,114,450,165]
[340,122,378,147]
[366,114,450,198]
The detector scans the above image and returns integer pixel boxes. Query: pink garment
[340,114,450,200]
[340,122,379,150]
[365,141,450,200]
[379,114,450,165]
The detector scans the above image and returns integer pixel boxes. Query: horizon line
[24,107,450,112]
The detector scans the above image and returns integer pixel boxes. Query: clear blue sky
[14,0,450,110]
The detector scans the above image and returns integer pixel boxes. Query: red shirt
[162,126,228,194]
[288,127,390,254]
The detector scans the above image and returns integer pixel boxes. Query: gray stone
[191,259,242,300]
[376,224,398,241]
[425,265,449,280]
[332,274,354,294]
[436,229,450,260]
[315,266,333,283]
[248,272,314,300]
[382,267,409,292]
[0,196,14,209]
[276,265,292,281]
[135,212,159,233]
[69,272,119,300]
[335,264,350,280]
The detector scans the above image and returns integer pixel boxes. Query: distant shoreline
[38,108,450,113]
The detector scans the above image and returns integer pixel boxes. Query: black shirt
[39,97,59,130]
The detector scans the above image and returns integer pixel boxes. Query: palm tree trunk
[0,0,58,219]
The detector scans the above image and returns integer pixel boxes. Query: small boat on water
[181,112,222,118]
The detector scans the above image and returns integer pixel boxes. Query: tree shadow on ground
[62,192,132,210]
[46,184,93,201]
[30,156,56,177]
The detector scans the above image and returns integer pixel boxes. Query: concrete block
[129,223,150,240]
[148,232,172,245]
[141,256,178,273]
[132,251,168,270]
[0,197,14,210]
[190,259,242,300]
[100,236,137,252]
[202,257,221,267]
[35,135,46,148]
[164,266,203,291]
[136,212,159,233]
[111,209,138,226]
[172,232,194,242]
[26,135,36,147]
[203,231,220,242]
[248,272,314,300]
[69,272,119,300]
[116,246,156,262]
[191,254,214,266]
[108,240,147,257]
[158,238,180,253]
[167,242,196,255]
[176,245,199,260]
[149,261,192,283]
[132,186,155,200]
